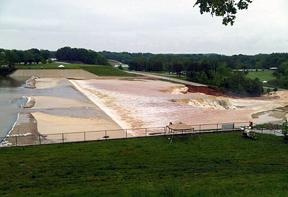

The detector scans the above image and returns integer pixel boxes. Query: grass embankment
[1,133,288,196]
[247,70,275,82]
[152,72,187,79]
[15,63,136,77]
[246,70,285,91]
[81,66,135,76]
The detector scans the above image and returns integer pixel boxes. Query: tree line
[0,47,108,67]
[0,48,54,66]
[103,52,288,96]
[101,52,288,70]
[55,47,107,65]
[0,47,108,76]
[0,48,55,76]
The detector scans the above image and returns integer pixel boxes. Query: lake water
[0,77,27,139]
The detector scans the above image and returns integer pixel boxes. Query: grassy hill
[15,63,136,77]
[1,133,288,196]
[247,70,275,82]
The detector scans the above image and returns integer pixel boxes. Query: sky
[0,0,287,55]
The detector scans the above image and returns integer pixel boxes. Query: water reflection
[0,77,24,88]
[0,77,27,138]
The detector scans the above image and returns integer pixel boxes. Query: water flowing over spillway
[70,79,245,129]
[71,78,288,133]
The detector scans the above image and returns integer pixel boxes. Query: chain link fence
[0,122,250,147]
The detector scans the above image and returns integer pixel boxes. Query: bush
[255,123,281,130]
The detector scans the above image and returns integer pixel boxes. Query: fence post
[199,125,202,132]
[15,136,18,146]
[105,130,107,140]
[84,132,86,142]
[217,124,219,131]
[62,133,64,143]
[145,128,148,136]
[39,135,41,145]
[126,130,128,138]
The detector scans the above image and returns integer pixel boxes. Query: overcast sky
[0,0,287,55]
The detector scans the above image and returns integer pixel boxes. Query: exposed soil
[186,85,225,97]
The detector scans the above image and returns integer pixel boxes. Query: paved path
[127,71,207,87]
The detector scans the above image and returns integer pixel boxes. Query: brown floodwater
[74,78,255,129]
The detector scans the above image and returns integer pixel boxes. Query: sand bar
[32,96,95,109]
[32,112,120,134]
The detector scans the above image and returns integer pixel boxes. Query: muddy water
[252,106,288,124]
[73,78,288,129]
[74,79,254,128]
[0,77,28,138]
[0,76,120,139]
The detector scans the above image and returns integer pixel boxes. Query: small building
[114,64,129,68]
[270,67,278,70]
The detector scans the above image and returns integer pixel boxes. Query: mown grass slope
[0,133,288,197]
[15,63,136,77]
[247,70,275,82]
[81,66,135,76]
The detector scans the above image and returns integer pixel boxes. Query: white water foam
[70,80,135,135]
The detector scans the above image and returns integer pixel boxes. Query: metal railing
[0,122,250,147]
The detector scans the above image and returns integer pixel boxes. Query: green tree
[129,56,146,71]
[118,65,123,70]
[0,51,16,76]
[148,55,164,71]
[0,51,7,66]
[5,51,17,66]
[41,58,47,64]
[172,63,183,77]
[194,0,252,25]
[56,47,107,65]
[23,51,34,64]
[40,50,51,60]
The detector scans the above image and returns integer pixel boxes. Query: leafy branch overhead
[194,0,253,25]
